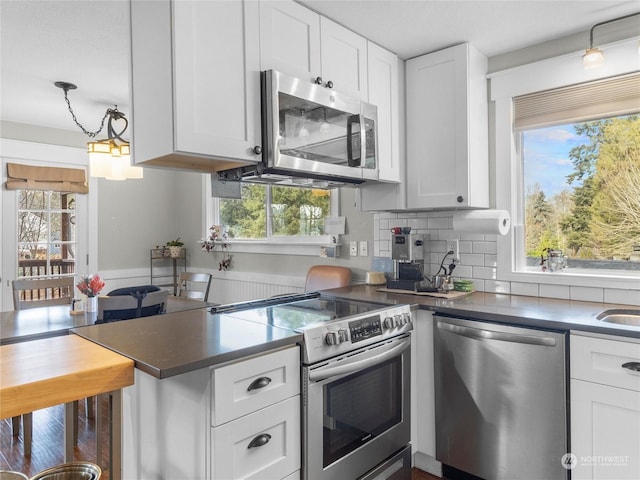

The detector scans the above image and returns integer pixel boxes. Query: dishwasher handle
[308,337,410,382]
[437,320,557,347]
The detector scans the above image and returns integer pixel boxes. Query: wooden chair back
[12,277,75,311]
[176,272,212,301]
[305,266,352,292]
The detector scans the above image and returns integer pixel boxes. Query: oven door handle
[308,337,410,382]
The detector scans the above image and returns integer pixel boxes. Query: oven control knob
[325,331,338,345]
[394,315,402,327]
[402,312,412,325]
[383,316,394,329]
[338,329,349,343]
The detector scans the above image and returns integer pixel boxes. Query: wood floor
[0,399,110,478]
[1,400,438,479]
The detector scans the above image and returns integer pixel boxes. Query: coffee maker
[387,233,429,290]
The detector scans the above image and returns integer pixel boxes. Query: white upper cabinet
[319,17,368,100]
[367,42,401,183]
[406,43,489,209]
[130,0,262,172]
[259,0,368,100]
[259,0,321,82]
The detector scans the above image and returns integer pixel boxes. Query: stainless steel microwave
[218,70,378,188]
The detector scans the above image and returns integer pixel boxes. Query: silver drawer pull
[622,362,640,372]
[247,433,271,449]
[247,376,271,391]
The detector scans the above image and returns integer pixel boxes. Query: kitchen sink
[596,309,640,327]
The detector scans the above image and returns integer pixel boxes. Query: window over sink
[491,38,640,290]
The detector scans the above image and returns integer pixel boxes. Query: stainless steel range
[212,293,413,480]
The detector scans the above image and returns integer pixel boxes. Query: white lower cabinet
[570,334,640,480]
[122,345,300,480]
[212,396,301,480]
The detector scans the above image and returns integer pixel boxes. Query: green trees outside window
[523,114,640,268]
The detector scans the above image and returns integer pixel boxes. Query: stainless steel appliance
[217,70,378,188]
[212,293,412,480]
[388,233,431,291]
[434,315,569,480]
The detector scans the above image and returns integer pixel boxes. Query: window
[219,184,331,239]
[17,190,77,278]
[206,177,338,255]
[490,38,640,289]
[521,114,640,272]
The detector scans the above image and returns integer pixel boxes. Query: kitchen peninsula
[69,286,640,479]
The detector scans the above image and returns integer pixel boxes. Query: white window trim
[202,175,339,255]
[1,139,98,310]
[489,38,640,290]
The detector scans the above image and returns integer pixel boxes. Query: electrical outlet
[350,241,358,256]
[446,239,460,262]
[359,240,368,256]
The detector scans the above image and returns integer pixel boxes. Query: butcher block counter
[0,335,133,480]
[0,334,133,419]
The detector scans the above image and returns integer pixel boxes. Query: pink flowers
[76,274,105,297]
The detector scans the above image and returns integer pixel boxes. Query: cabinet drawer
[571,335,640,392]
[212,396,301,480]
[212,346,300,425]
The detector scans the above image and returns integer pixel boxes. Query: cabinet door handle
[325,80,334,89]
[247,433,271,449]
[247,376,271,391]
[622,362,640,372]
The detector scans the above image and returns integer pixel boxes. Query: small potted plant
[166,238,184,258]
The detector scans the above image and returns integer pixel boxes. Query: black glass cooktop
[210,294,388,333]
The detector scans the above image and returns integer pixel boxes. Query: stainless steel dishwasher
[434,314,569,480]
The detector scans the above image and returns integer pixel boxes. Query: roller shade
[6,162,88,193]
[514,72,640,130]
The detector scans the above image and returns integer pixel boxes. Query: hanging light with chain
[55,81,143,180]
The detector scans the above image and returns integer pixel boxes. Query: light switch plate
[359,241,368,256]
[350,241,358,256]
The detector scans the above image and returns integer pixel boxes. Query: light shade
[87,139,143,180]
[582,47,605,69]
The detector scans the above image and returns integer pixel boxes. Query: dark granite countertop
[322,285,640,340]
[71,307,301,379]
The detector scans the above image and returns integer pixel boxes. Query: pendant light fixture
[583,12,640,69]
[55,81,143,180]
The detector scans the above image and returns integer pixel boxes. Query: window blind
[513,72,640,130]
[5,162,88,193]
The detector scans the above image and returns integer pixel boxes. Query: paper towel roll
[452,210,511,236]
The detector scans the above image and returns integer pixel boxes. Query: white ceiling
[1,0,639,134]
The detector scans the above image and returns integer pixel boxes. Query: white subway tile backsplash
[373,212,639,304]
[603,288,640,306]
[460,253,485,266]
[473,266,497,280]
[539,283,571,300]
[472,241,497,255]
[484,254,497,267]
[427,216,451,229]
[451,265,473,278]
[570,286,604,303]
[459,241,473,254]
[460,233,486,241]
[511,282,540,297]
[484,280,511,294]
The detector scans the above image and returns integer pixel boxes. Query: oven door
[303,334,411,480]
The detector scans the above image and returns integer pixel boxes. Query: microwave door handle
[346,114,361,167]
[359,114,366,168]
[308,337,410,382]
